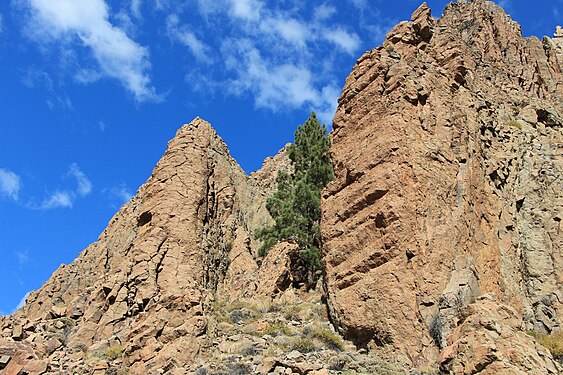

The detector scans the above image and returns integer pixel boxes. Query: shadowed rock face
[321,0,562,371]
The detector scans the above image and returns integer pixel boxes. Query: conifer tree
[256,112,333,282]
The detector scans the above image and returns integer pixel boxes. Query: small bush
[429,313,443,348]
[283,304,306,321]
[292,337,315,353]
[240,345,259,356]
[507,119,522,130]
[263,322,291,337]
[312,328,345,351]
[105,345,123,360]
[227,362,253,375]
[533,331,563,362]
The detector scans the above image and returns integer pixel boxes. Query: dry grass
[292,337,315,353]
[263,322,291,337]
[534,331,563,360]
[507,119,523,130]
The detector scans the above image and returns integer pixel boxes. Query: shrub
[292,337,316,353]
[533,331,563,362]
[105,345,123,360]
[263,322,291,337]
[311,328,345,351]
[303,323,345,351]
[226,362,253,375]
[507,119,522,130]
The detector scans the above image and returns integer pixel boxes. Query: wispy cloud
[166,14,210,62]
[0,13,4,32]
[15,250,30,266]
[104,183,134,206]
[314,5,336,21]
[223,38,338,124]
[349,0,367,10]
[130,0,143,19]
[67,163,92,196]
[323,28,361,55]
[25,0,160,102]
[227,0,262,21]
[187,2,359,123]
[0,169,21,201]
[259,17,309,48]
[39,190,73,209]
[26,163,91,210]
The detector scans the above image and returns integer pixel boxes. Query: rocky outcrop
[1,1,562,374]
[321,0,562,371]
[0,118,293,374]
[440,294,560,374]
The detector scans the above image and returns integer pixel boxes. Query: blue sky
[0,0,560,315]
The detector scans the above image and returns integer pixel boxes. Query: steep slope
[0,118,291,374]
[321,0,562,372]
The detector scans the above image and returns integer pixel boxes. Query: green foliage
[105,345,123,360]
[256,112,333,278]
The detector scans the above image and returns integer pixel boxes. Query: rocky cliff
[1,1,562,374]
[0,119,297,374]
[321,0,562,373]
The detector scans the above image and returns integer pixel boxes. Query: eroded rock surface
[321,0,562,371]
[0,119,292,374]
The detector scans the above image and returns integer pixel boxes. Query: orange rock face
[321,0,562,370]
[0,119,291,373]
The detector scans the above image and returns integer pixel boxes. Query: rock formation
[321,0,562,372]
[1,1,562,374]
[0,119,295,373]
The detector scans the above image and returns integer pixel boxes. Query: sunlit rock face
[321,0,562,371]
[0,118,294,373]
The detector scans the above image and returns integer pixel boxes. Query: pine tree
[256,112,333,282]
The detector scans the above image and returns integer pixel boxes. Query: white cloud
[0,13,4,32]
[224,39,337,122]
[131,0,142,19]
[323,28,361,55]
[26,0,159,102]
[314,5,336,21]
[24,163,90,209]
[166,14,209,62]
[0,169,21,201]
[260,17,309,48]
[15,250,30,266]
[349,0,367,10]
[40,191,73,209]
[14,291,31,312]
[228,0,262,21]
[105,183,134,204]
[67,163,92,196]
